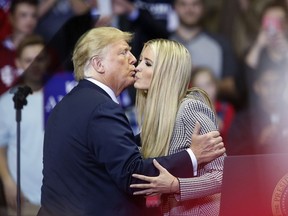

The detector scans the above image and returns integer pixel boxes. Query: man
[38,27,225,216]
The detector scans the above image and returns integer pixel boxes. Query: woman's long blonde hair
[136,39,192,158]
[136,39,214,158]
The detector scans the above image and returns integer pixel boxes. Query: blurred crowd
[1,0,288,215]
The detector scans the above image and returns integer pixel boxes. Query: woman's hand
[130,159,179,196]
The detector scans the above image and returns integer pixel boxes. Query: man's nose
[129,52,137,64]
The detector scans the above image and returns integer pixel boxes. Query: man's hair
[9,0,38,14]
[16,34,45,58]
[72,27,133,81]
[136,39,192,158]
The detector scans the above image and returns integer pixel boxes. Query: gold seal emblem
[272,173,288,216]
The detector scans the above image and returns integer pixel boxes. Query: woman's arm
[177,100,225,201]
[130,99,225,200]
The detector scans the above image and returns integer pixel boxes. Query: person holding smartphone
[245,1,288,70]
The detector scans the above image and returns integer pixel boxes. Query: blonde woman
[131,39,225,215]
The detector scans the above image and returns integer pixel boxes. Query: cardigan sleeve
[175,99,225,201]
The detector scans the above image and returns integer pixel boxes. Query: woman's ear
[91,56,105,74]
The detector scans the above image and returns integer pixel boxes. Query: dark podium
[220,154,288,216]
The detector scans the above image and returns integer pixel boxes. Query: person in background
[245,1,288,70]
[37,27,225,216]
[170,0,238,103]
[0,0,12,42]
[0,0,38,95]
[235,1,288,110]
[219,0,272,58]
[227,61,288,155]
[35,0,93,43]
[190,67,235,144]
[131,39,225,215]
[112,0,174,58]
[0,34,47,216]
[0,32,76,216]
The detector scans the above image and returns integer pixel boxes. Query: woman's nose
[135,66,142,72]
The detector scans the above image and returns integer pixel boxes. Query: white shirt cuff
[185,148,198,176]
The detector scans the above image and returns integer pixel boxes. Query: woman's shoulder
[176,96,218,133]
[178,93,217,126]
[179,97,213,115]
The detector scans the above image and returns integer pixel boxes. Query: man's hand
[190,122,225,164]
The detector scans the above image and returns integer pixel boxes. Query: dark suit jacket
[38,79,193,216]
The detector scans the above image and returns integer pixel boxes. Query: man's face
[174,0,204,27]
[10,3,38,35]
[16,44,48,83]
[101,40,136,95]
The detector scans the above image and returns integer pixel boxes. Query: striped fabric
[162,93,225,216]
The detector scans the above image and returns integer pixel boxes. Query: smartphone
[262,15,283,36]
[98,0,112,16]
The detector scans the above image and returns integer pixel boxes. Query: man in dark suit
[37,27,225,216]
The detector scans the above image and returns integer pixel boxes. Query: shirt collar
[85,78,119,104]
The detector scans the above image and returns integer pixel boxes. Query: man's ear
[91,56,105,74]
